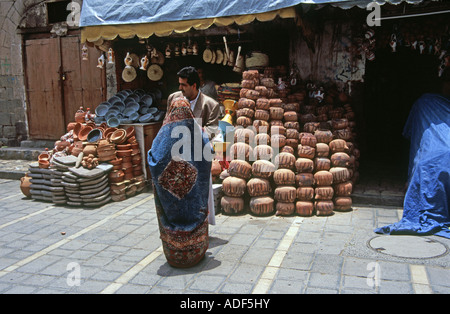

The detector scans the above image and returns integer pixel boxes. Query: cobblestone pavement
[0,178,449,295]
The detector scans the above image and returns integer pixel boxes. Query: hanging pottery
[193,42,199,55]
[124,52,133,67]
[147,64,163,81]
[165,44,172,59]
[140,55,149,71]
[203,40,212,63]
[81,44,88,61]
[97,54,105,69]
[122,66,137,82]
[107,48,115,64]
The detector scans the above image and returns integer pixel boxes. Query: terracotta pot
[116,149,132,157]
[116,144,131,150]
[222,176,247,197]
[72,122,82,138]
[67,122,77,132]
[122,161,133,170]
[38,149,50,161]
[125,126,135,139]
[110,129,126,144]
[109,170,124,183]
[20,174,32,198]
[75,107,85,123]
[103,127,117,139]
[127,136,137,144]
[109,158,122,166]
[78,125,93,141]
[38,159,50,169]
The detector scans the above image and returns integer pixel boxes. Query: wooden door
[25,35,106,140]
[25,37,65,139]
[61,36,105,126]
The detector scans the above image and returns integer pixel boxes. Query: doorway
[24,34,106,140]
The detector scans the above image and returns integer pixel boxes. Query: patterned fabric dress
[148,97,212,267]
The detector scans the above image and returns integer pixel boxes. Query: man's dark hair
[177,66,200,90]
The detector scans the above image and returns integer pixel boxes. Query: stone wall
[0,0,27,146]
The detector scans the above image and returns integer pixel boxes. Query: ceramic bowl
[38,159,50,169]
[107,117,120,128]
[78,126,93,141]
[95,104,109,116]
[87,129,103,142]
[129,112,139,122]
[110,129,126,144]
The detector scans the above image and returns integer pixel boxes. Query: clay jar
[75,107,85,123]
[20,173,32,198]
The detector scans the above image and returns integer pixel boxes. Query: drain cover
[368,236,448,259]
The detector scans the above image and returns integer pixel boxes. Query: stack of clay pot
[108,126,145,201]
[221,158,251,215]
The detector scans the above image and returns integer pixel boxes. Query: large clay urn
[20,173,32,198]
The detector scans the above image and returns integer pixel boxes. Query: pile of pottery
[107,126,146,201]
[21,111,148,206]
[93,89,165,127]
[218,65,360,217]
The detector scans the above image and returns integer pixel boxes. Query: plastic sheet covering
[80,0,425,27]
[375,93,450,238]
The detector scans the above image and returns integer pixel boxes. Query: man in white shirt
[166,66,220,141]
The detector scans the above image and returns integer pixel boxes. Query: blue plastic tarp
[375,93,450,238]
[79,0,359,27]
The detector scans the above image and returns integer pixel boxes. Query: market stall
[22,0,449,218]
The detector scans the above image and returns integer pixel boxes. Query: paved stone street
[0,178,449,295]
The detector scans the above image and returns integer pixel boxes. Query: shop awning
[80,0,426,42]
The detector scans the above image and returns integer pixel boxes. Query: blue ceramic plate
[129,112,140,122]
[139,105,149,114]
[139,113,153,123]
[126,101,140,112]
[120,119,133,124]
[95,104,109,116]
[108,96,121,105]
[147,107,158,115]
[107,117,120,128]
[141,95,153,107]
[123,107,137,117]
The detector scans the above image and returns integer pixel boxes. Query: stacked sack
[221,158,251,215]
[312,129,335,216]
[295,132,317,216]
